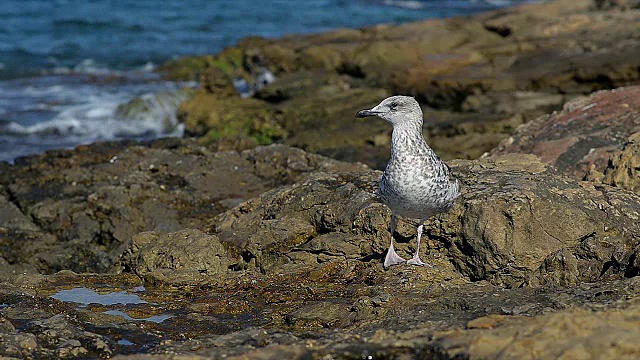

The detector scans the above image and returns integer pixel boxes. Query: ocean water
[0,0,536,162]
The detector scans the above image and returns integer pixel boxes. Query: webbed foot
[384,245,406,268]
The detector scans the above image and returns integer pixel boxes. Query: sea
[0,0,536,163]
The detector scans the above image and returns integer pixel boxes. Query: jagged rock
[0,192,38,232]
[4,252,640,359]
[606,152,640,191]
[182,153,640,288]
[209,171,387,273]
[589,132,640,194]
[0,141,367,274]
[123,229,236,282]
[4,0,640,358]
[443,154,640,287]
[3,142,640,359]
[0,313,112,359]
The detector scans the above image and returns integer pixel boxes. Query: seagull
[356,95,460,268]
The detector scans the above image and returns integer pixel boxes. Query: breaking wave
[0,73,193,163]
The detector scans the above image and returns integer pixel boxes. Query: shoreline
[0,0,541,164]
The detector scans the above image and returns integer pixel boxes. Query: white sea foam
[382,0,426,10]
[52,58,117,76]
[0,72,191,163]
[138,62,156,73]
[484,0,512,5]
[3,94,185,137]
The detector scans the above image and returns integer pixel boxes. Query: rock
[1,131,639,359]
[195,153,640,288]
[605,155,640,193]
[3,1,640,357]
[0,192,39,232]
[490,86,640,179]
[0,315,16,334]
[178,90,287,146]
[594,0,640,10]
[0,141,368,274]
[56,339,88,358]
[430,301,640,359]
[0,312,113,359]
[0,190,57,274]
[594,132,640,194]
[0,228,56,275]
[3,254,640,359]
[442,154,640,287]
[209,171,388,273]
[123,229,236,283]
[285,301,351,329]
[179,69,391,167]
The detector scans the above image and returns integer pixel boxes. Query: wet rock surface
[165,0,640,168]
[2,139,640,358]
[0,140,367,274]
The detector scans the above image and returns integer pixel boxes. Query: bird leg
[407,222,433,267]
[384,214,406,268]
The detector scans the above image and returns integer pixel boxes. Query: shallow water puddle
[105,310,172,323]
[50,287,172,323]
[117,338,135,346]
[50,287,147,306]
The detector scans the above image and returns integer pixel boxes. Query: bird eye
[390,102,398,109]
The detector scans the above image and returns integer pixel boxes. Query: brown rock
[203,152,640,288]
[601,132,640,193]
[490,86,640,179]
[445,154,640,287]
[123,229,235,281]
[0,313,113,359]
[0,141,367,274]
[0,192,39,232]
[285,301,351,329]
[466,314,507,329]
[210,171,387,273]
[431,302,640,359]
[4,256,640,359]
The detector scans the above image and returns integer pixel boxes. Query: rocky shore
[2,0,640,358]
[162,0,640,168]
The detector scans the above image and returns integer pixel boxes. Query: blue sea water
[0,0,536,162]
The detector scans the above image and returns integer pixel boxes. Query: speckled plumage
[357,95,460,268]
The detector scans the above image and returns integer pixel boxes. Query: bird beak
[356,109,382,118]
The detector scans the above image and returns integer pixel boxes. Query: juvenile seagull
[357,96,460,268]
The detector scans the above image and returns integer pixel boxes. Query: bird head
[356,95,423,127]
